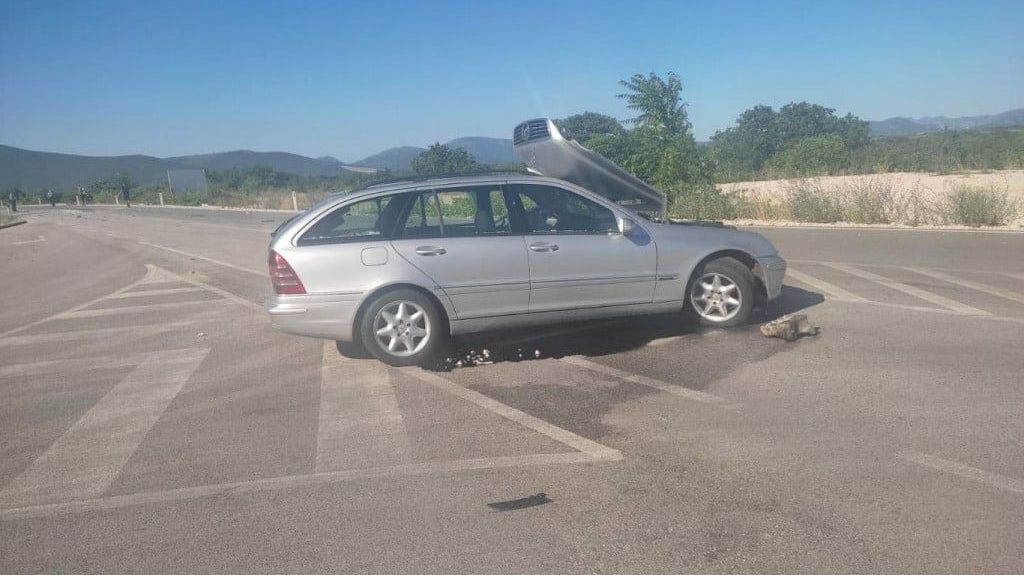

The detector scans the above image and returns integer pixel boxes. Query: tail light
[269,251,306,295]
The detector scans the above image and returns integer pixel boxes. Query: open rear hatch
[513,118,666,217]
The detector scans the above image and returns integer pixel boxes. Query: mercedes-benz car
[266,119,786,366]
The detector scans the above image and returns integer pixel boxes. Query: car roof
[336,172,588,202]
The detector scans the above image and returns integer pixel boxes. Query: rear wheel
[686,257,756,327]
[359,289,446,367]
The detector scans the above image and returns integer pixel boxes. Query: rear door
[508,183,658,312]
[389,184,530,319]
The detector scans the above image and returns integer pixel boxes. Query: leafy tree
[764,135,849,177]
[710,102,869,180]
[411,143,478,176]
[110,172,136,194]
[555,112,623,144]
[617,72,691,137]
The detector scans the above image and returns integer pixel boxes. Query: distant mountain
[0,146,366,192]
[167,150,356,177]
[869,108,1024,137]
[353,137,516,172]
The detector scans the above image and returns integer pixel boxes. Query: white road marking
[0,349,209,508]
[399,367,622,461]
[12,235,45,245]
[822,262,990,315]
[0,351,169,378]
[138,241,264,276]
[158,264,264,313]
[560,355,730,405]
[0,452,602,520]
[316,341,412,472]
[647,336,684,347]
[786,267,867,302]
[0,321,204,348]
[58,299,228,319]
[897,450,1024,496]
[908,267,1024,305]
[108,287,205,299]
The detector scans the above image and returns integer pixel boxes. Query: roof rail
[351,168,535,192]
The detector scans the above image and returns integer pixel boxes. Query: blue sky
[2,0,1021,162]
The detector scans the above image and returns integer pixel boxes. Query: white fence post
[159,192,164,206]
[291,191,298,211]
[115,195,119,205]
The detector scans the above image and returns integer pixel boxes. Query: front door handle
[415,246,447,256]
[529,242,559,252]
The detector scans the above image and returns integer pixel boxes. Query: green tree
[617,72,691,137]
[555,112,623,144]
[764,135,849,177]
[411,143,478,176]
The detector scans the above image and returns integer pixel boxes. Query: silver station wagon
[267,119,786,366]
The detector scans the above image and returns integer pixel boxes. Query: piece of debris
[487,492,552,512]
[760,314,820,341]
[196,332,206,338]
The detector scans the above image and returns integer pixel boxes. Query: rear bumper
[265,292,362,341]
[758,255,787,301]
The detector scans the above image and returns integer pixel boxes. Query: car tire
[685,257,756,327]
[335,339,370,359]
[359,288,446,367]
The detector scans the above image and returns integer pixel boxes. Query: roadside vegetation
[59,72,1022,225]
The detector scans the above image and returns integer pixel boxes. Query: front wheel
[359,289,446,367]
[685,257,756,327]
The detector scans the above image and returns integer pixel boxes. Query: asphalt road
[2,204,1023,574]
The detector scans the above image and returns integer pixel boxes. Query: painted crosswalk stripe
[786,267,867,302]
[897,450,1024,496]
[58,299,229,319]
[822,262,990,315]
[107,287,206,299]
[0,321,198,348]
[561,355,729,404]
[0,348,209,508]
[315,341,412,472]
[908,268,1024,305]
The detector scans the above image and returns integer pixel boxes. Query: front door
[508,184,657,313]
[389,185,530,319]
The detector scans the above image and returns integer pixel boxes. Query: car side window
[297,195,394,246]
[397,192,443,238]
[512,184,618,234]
[435,186,511,237]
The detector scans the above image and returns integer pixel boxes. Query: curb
[0,219,27,230]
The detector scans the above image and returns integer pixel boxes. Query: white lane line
[909,268,1024,305]
[107,287,205,299]
[897,450,1024,496]
[0,452,601,520]
[399,367,622,461]
[316,341,412,473]
[138,242,264,276]
[560,355,730,405]
[822,262,990,315]
[647,336,684,347]
[0,349,209,508]
[0,351,170,378]
[786,267,867,302]
[58,299,229,319]
[158,264,264,313]
[0,321,204,348]
[12,235,46,245]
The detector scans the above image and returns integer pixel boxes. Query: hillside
[354,137,515,172]
[0,145,187,192]
[0,145,363,192]
[168,150,356,177]
[869,108,1024,137]
[352,146,426,172]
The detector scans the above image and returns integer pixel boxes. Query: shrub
[783,180,844,223]
[939,184,1020,227]
[669,185,734,220]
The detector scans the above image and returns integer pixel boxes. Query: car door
[508,183,657,313]
[389,185,530,319]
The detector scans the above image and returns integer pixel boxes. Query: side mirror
[618,216,637,236]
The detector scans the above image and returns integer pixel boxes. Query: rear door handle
[415,246,447,256]
[528,242,559,252]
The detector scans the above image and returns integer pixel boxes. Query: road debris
[760,314,820,341]
[487,493,552,512]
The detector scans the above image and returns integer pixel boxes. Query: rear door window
[297,195,394,245]
[398,192,443,238]
[435,186,511,237]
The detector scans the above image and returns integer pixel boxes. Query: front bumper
[266,292,363,341]
[758,255,787,301]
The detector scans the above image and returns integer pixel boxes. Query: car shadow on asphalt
[433,285,825,370]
